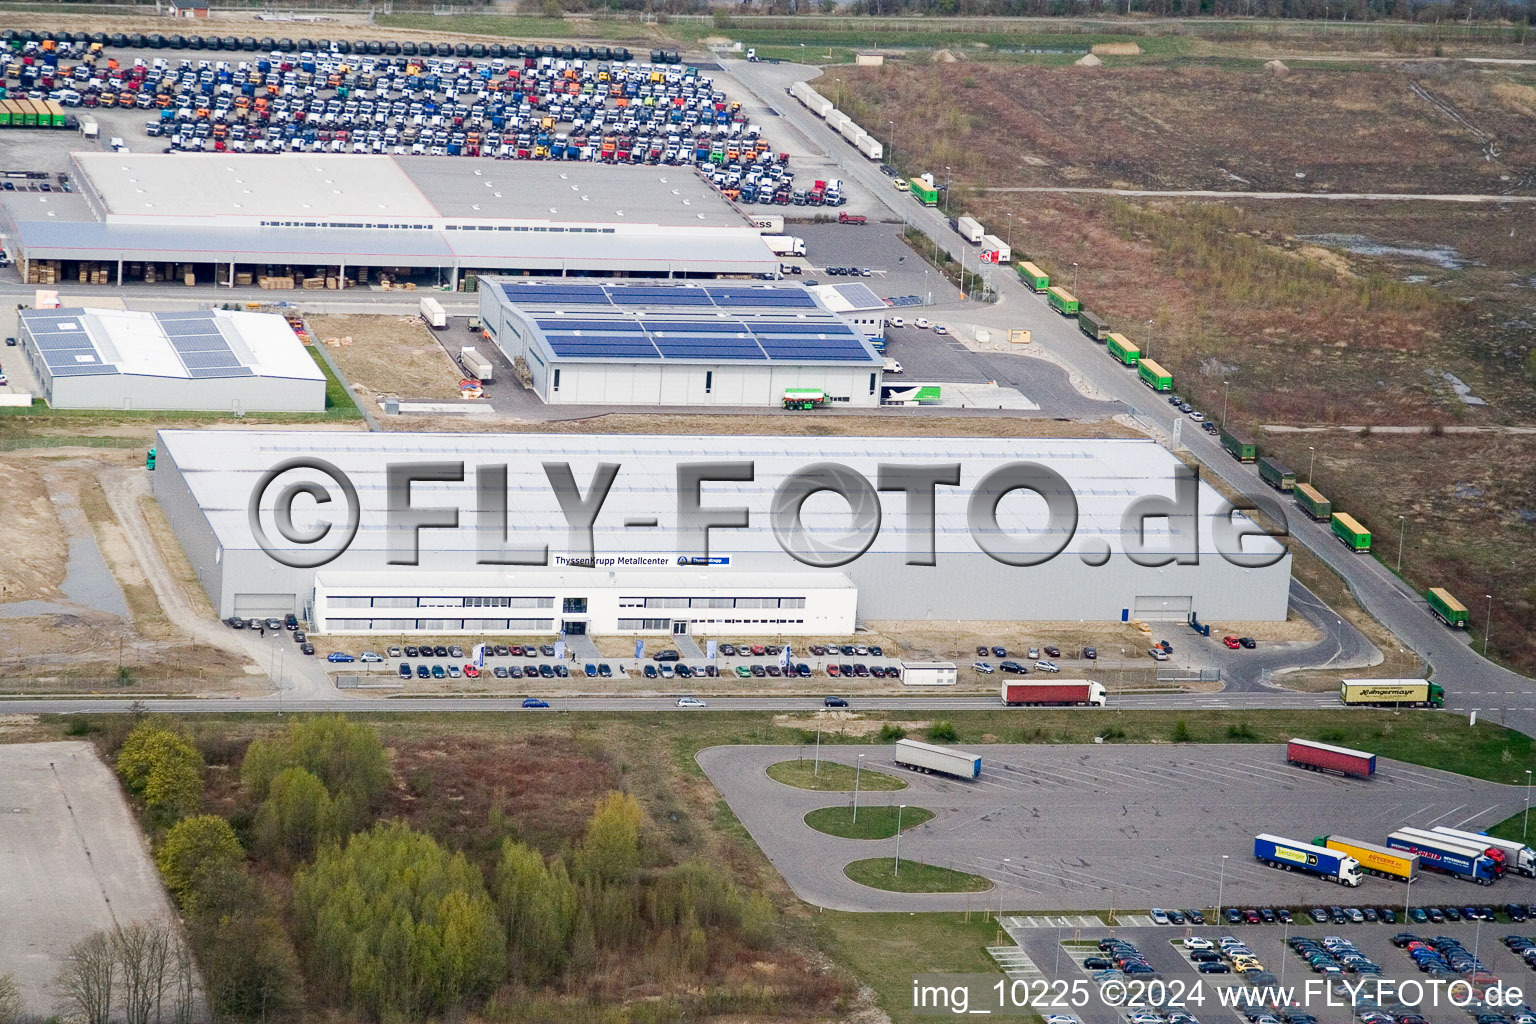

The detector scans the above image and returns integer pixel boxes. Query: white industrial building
[477,279,883,407]
[807,282,889,341]
[150,430,1292,634]
[15,307,326,412]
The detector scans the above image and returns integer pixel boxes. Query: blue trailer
[1254,833,1363,886]
[1386,828,1498,885]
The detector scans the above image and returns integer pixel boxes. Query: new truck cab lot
[699,743,1532,912]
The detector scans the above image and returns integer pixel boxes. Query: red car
[1223,635,1241,649]
[463,664,480,678]
[827,664,840,677]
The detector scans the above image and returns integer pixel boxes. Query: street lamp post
[1308,446,1317,484]
[1006,212,1014,253]
[814,722,821,777]
[1397,516,1406,573]
[1071,262,1079,295]
[852,754,865,824]
[1404,872,1412,923]
[894,804,906,877]
[1145,319,1154,359]
[1525,769,1532,841]
[887,119,895,165]
[1484,594,1494,656]
[944,165,951,211]
[1216,854,1229,921]
[998,858,1011,922]
[1221,380,1230,428]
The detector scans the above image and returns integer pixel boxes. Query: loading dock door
[233,593,296,617]
[1131,596,1192,621]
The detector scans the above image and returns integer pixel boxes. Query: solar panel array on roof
[25,312,122,378]
[543,335,661,360]
[156,310,255,379]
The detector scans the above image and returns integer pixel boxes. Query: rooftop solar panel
[607,290,712,305]
[188,366,256,379]
[708,290,815,308]
[543,335,660,359]
[533,319,647,334]
[757,340,872,361]
[48,362,120,377]
[168,335,233,353]
[161,320,222,339]
[645,322,751,335]
[180,350,243,370]
[154,309,214,321]
[750,322,857,336]
[653,340,765,360]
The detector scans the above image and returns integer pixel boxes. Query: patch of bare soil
[307,313,466,402]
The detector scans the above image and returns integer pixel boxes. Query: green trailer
[18,99,38,127]
[1219,426,1257,463]
[1330,512,1371,552]
[1015,261,1049,292]
[1294,482,1331,521]
[1046,286,1079,316]
[1425,587,1469,628]
[42,99,66,127]
[908,178,939,206]
[1137,357,1172,391]
[1257,456,1295,492]
[1105,332,1139,367]
[1078,310,1110,341]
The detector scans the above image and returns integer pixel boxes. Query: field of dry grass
[307,313,467,403]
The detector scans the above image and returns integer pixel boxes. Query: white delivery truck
[459,347,493,383]
[419,297,447,329]
[763,235,806,257]
[979,234,1011,263]
[956,216,984,244]
[893,739,981,780]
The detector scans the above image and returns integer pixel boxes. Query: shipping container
[908,178,939,206]
[1015,261,1049,292]
[956,216,984,243]
[1294,482,1331,521]
[1078,310,1110,341]
[1257,456,1296,492]
[1137,357,1172,392]
[1105,333,1139,367]
[1220,426,1257,463]
[893,738,981,780]
[1339,678,1444,708]
[1001,681,1106,707]
[1286,738,1375,778]
[1425,587,1468,628]
[1331,512,1371,552]
[1046,286,1079,315]
[1314,835,1418,881]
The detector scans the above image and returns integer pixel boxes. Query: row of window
[324,618,556,632]
[325,595,555,609]
[259,219,432,230]
[616,617,807,630]
[616,596,808,610]
[446,225,617,234]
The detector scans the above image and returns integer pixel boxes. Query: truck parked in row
[1254,833,1363,886]
[893,738,981,780]
[459,347,493,383]
[1429,826,1535,877]
[1000,681,1107,707]
[1106,333,1139,367]
[1313,835,1419,881]
[419,296,446,329]
[1137,358,1172,392]
[1257,456,1295,492]
[1286,738,1375,778]
[1046,286,1079,315]
[1015,261,1049,292]
[1339,678,1445,708]
[1386,827,1499,884]
[979,234,1010,264]
[1331,512,1371,552]
[1220,426,1257,463]
[1078,310,1110,341]
[955,215,984,243]
[1425,587,1469,628]
[1294,482,1332,522]
[908,177,939,206]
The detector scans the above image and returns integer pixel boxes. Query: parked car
[676,696,707,708]
[521,698,549,708]
[326,651,354,662]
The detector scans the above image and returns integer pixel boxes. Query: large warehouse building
[0,154,780,287]
[151,429,1291,633]
[16,307,326,412]
[477,279,884,406]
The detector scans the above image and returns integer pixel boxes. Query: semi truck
[1331,512,1371,552]
[1257,457,1296,492]
[1339,678,1445,708]
[1286,738,1375,778]
[1046,286,1079,315]
[1313,835,1419,881]
[1001,681,1107,707]
[1078,310,1110,341]
[894,738,981,780]
[1253,833,1363,886]
[956,216,984,243]
[1425,587,1469,628]
[1016,262,1049,292]
[1294,483,1332,522]
[1386,828,1498,884]
[764,235,807,257]
[1430,826,1536,878]
[1137,358,1173,392]
[459,347,493,383]
[908,178,940,206]
[1220,426,1257,463]
[419,297,447,329]
[1106,333,1139,367]
[979,235,1010,264]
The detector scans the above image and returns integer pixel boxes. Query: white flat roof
[21,308,325,383]
[158,430,1286,561]
[316,569,855,590]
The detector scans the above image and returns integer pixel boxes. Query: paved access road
[699,742,1531,912]
[724,58,1536,736]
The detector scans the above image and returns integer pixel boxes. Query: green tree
[572,790,644,885]
[495,839,576,981]
[252,766,337,863]
[199,912,303,1022]
[117,721,204,823]
[0,972,22,1024]
[294,821,504,1019]
[241,715,390,833]
[156,815,243,908]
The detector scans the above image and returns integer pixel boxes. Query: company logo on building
[677,556,731,566]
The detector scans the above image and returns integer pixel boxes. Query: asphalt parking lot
[700,743,1532,912]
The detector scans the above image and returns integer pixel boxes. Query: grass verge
[1485,810,1535,846]
[766,758,907,791]
[305,345,366,420]
[845,857,993,893]
[805,804,934,840]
